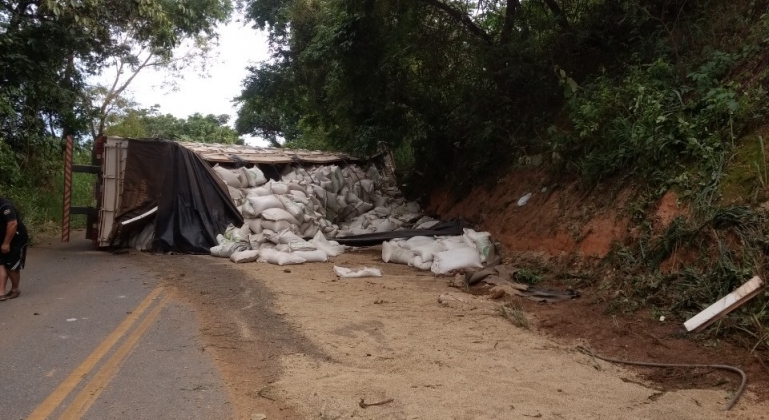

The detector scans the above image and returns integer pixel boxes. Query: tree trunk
[542,0,570,31]
[500,0,521,45]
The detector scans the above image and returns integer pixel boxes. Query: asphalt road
[0,237,232,420]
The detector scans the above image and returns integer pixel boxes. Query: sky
[101,16,272,146]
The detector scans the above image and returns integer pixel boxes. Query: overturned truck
[81,137,491,275]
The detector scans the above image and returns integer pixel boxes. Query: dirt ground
[145,248,769,420]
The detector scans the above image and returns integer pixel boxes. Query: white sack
[412,241,446,261]
[313,231,345,257]
[210,242,247,258]
[277,196,305,223]
[247,186,271,197]
[288,240,317,251]
[225,224,248,243]
[438,237,473,251]
[465,229,493,263]
[248,195,283,214]
[260,219,293,233]
[431,248,483,275]
[265,229,303,245]
[248,233,266,249]
[241,200,258,218]
[401,236,435,250]
[359,179,375,193]
[258,249,307,266]
[214,165,245,188]
[245,166,267,186]
[334,266,383,278]
[302,224,320,238]
[228,186,244,204]
[382,241,416,265]
[410,256,433,271]
[374,219,399,233]
[294,250,328,262]
[261,208,301,225]
[230,249,259,263]
[247,219,263,234]
[266,181,289,195]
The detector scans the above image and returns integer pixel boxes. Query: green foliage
[106,107,243,144]
[236,0,653,191]
[552,52,767,201]
[1,141,95,238]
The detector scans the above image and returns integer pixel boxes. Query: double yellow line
[28,287,169,420]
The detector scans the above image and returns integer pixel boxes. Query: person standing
[0,197,28,301]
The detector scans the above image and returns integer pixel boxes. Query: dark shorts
[0,244,27,271]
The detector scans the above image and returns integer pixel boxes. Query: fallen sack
[258,249,307,266]
[312,231,345,257]
[293,249,328,262]
[334,266,383,278]
[431,247,483,275]
[230,249,259,263]
[382,241,416,265]
[211,242,248,258]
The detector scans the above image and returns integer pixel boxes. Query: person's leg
[0,265,7,296]
[8,269,19,293]
[6,245,24,298]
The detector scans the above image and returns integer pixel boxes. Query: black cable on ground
[576,346,747,411]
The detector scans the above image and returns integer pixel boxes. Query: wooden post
[62,135,73,242]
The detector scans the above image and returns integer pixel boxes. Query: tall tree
[0,0,232,156]
[88,0,232,141]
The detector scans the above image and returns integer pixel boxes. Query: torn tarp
[333,220,465,247]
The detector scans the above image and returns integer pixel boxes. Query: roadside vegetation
[233,0,769,348]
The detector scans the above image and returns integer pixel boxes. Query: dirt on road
[145,248,769,420]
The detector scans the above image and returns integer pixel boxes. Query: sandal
[6,290,19,299]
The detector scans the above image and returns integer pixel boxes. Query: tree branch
[418,0,492,44]
[95,53,154,138]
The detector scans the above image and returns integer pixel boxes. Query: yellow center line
[58,294,171,420]
[26,287,164,420]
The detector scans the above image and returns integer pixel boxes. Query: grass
[514,269,543,285]
[720,132,769,205]
[498,303,530,330]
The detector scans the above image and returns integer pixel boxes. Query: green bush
[552,55,765,192]
[0,140,96,239]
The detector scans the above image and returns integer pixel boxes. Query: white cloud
[95,15,272,147]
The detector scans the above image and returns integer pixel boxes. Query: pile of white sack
[381,229,494,275]
[209,162,493,274]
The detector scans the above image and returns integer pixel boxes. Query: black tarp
[333,220,464,247]
[112,139,243,254]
